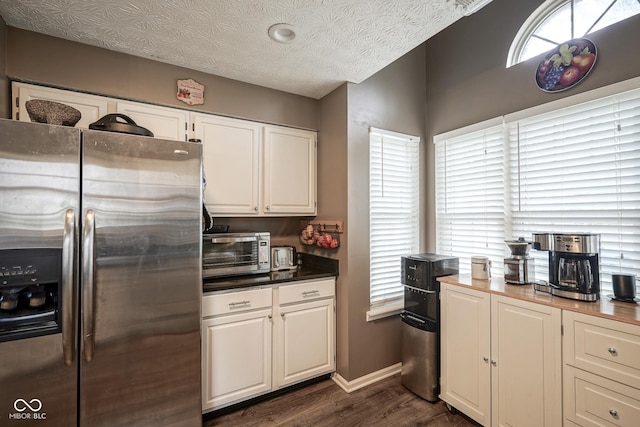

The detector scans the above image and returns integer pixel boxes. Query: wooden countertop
[438,274,640,326]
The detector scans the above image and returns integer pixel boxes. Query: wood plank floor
[203,374,479,426]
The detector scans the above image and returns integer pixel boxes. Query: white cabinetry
[262,125,316,215]
[202,278,335,412]
[274,279,335,388]
[12,82,109,129]
[195,114,317,216]
[440,283,562,427]
[440,284,491,425]
[194,114,261,215]
[563,311,640,426]
[116,101,188,141]
[201,288,273,412]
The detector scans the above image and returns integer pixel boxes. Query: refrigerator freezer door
[0,119,80,426]
[79,130,202,426]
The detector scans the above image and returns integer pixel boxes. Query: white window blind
[510,89,640,287]
[369,128,420,315]
[435,85,640,291]
[435,124,507,276]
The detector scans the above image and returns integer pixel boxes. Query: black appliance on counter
[400,253,458,402]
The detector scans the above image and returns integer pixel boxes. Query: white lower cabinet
[563,311,640,427]
[274,280,336,388]
[201,288,272,412]
[202,278,335,412]
[440,283,562,427]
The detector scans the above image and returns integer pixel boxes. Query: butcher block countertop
[438,274,640,326]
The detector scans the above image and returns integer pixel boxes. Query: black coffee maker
[532,233,600,301]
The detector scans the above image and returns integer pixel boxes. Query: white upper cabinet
[263,125,317,215]
[194,114,262,215]
[12,82,108,129]
[116,101,189,141]
[195,115,317,217]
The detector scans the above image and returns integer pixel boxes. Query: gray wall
[317,45,427,381]
[424,0,640,251]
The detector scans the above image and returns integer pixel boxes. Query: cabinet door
[491,296,562,427]
[116,101,188,141]
[275,297,335,388]
[194,114,261,215]
[263,125,316,215]
[201,308,272,411]
[440,283,491,427]
[13,82,108,129]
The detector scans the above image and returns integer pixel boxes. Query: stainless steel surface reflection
[0,120,202,426]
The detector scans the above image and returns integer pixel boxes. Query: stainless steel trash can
[400,312,438,401]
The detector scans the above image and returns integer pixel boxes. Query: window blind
[435,124,507,276]
[435,85,640,290]
[509,88,640,286]
[369,129,420,310]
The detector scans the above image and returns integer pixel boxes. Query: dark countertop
[203,253,338,293]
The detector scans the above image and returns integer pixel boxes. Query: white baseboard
[331,362,402,393]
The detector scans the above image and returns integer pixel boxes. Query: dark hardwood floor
[203,374,479,426]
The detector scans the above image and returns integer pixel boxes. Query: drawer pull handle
[303,290,320,297]
[608,347,618,356]
[229,300,250,307]
[609,409,618,418]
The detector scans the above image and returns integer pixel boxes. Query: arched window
[507,0,640,67]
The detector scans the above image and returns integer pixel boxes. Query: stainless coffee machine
[532,233,600,301]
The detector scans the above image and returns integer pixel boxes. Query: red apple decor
[536,38,597,92]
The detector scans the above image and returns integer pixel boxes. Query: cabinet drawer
[203,288,272,317]
[564,312,640,389]
[565,366,640,427]
[278,279,335,305]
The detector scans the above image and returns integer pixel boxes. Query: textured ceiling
[0,0,485,99]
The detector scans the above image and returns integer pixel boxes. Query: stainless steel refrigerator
[0,119,202,426]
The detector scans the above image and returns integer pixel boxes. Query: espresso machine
[531,232,600,301]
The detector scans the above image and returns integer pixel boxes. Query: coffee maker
[532,232,600,301]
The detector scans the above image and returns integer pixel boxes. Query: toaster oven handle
[208,236,257,244]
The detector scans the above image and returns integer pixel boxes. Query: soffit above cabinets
[0,0,492,99]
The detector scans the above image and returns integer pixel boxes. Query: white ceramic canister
[471,256,492,280]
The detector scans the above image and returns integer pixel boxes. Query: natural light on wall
[507,0,640,67]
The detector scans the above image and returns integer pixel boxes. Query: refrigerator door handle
[62,209,77,366]
[82,209,96,362]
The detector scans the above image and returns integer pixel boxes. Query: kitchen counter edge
[438,274,640,326]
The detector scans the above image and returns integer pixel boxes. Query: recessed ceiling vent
[454,0,493,16]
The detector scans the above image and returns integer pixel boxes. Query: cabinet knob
[254,206,259,211]
[268,314,272,319]
[609,409,618,418]
[483,357,489,363]
[266,205,270,210]
[491,360,497,366]
[608,347,618,356]
[281,313,285,318]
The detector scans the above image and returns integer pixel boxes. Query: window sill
[366,302,403,322]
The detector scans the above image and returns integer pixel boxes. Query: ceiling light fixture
[268,23,296,43]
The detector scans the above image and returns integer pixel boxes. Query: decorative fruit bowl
[535,38,596,93]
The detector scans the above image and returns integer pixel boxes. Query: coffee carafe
[532,232,600,301]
